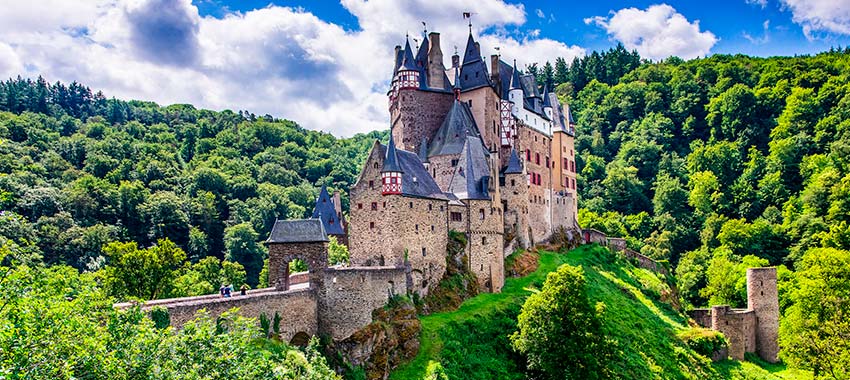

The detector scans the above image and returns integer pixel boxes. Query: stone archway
[290,331,311,347]
[267,219,330,291]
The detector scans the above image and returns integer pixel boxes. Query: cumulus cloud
[585,4,718,60]
[779,0,850,38]
[2,0,584,136]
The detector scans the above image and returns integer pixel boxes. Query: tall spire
[509,60,522,90]
[453,67,461,99]
[382,133,402,173]
[401,36,417,71]
[542,84,552,108]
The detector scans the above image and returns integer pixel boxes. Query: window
[451,212,463,222]
[482,237,487,245]
[415,224,419,232]
[329,218,334,225]
[369,180,374,188]
[479,208,485,220]
[422,247,427,257]
[357,203,362,209]
[511,179,516,186]
[370,221,375,229]
[428,204,432,211]
[371,202,377,210]
[440,205,444,212]
[564,158,568,168]
[451,159,459,167]
[383,201,386,208]
[431,225,435,231]
[374,163,379,169]
[409,202,413,208]
[526,149,530,160]
[545,156,550,168]
[535,153,540,165]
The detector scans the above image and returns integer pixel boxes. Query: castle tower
[381,134,403,195]
[389,34,454,154]
[747,267,779,363]
[502,147,530,248]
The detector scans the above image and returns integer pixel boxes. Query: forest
[2,45,850,378]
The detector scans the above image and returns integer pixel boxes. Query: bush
[678,327,727,358]
[150,306,170,329]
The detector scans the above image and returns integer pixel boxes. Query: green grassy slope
[389,245,810,380]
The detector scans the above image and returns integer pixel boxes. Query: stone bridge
[116,219,409,343]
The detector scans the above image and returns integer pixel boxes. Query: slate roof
[447,137,492,200]
[392,46,403,76]
[458,33,491,90]
[381,133,403,173]
[427,100,484,158]
[504,148,524,174]
[418,137,429,162]
[311,185,345,235]
[267,219,328,243]
[497,59,515,99]
[376,143,446,200]
[400,37,418,71]
[542,84,552,108]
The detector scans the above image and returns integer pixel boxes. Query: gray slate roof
[311,185,345,235]
[458,33,491,90]
[376,143,446,200]
[447,137,492,200]
[504,148,524,174]
[267,219,328,243]
[427,100,483,157]
[381,133,403,173]
[400,38,418,71]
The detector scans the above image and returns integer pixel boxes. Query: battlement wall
[318,266,408,340]
[120,287,319,343]
[710,306,757,360]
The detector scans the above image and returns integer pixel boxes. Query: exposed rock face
[421,231,479,314]
[333,303,421,380]
[505,249,539,278]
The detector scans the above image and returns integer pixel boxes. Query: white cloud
[746,0,768,8]
[744,20,771,44]
[2,0,584,137]
[585,4,718,60]
[779,0,850,38]
[536,9,545,18]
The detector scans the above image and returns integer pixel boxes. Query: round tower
[381,134,403,195]
[395,36,420,91]
[747,267,779,363]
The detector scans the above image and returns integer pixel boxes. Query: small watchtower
[747,267,779,363]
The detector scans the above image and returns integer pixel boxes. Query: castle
[347,29,580,295]
[119,28,582,345]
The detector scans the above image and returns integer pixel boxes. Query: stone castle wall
[501,172,530,248]
[458,86,501,150]
[318,266,407,340]
[711,306,756,360]
[464,199,505,292]
[428,154,458,190]
[551,192,576,232]
[131,288,319,343]
[391,89,453,153]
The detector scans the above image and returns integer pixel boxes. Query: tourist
[240,284,248,296]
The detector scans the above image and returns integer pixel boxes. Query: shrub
[678,327,727,358]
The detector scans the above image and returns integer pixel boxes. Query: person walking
[240,284,248,296]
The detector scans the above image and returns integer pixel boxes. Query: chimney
[427,32,446,89]
[490,54,501,89]
[393,45,402,73]
[332,190,342,220]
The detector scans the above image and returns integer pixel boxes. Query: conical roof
[458,32,490,90]
[509,60,522,90]
[462,32,481,65]
[400,37,417,71]
[542,84,552,108]
[504,147,524,174]
[427,100,483,157]
[382,133,403,173]
[311,184,344,235]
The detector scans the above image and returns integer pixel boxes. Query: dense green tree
[224,223,265,287]
[780,247,850,379]
[511,264,614,379]
[101,239,186,300]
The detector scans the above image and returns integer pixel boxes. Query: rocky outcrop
[332,302,421,380]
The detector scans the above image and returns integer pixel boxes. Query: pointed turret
[542,84,552,108]
[381,133,403,195]
[395,36,421,90]
[453,67,461,99]
[462,32,481,65]
[504,147,524,174]
[509,60,522,90]
[458,31,490,90]
[312,184,345,235]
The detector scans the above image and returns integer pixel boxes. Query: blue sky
[1,0,849,136]
[195,0,850,57]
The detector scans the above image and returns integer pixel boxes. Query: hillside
[390,245,810,380]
